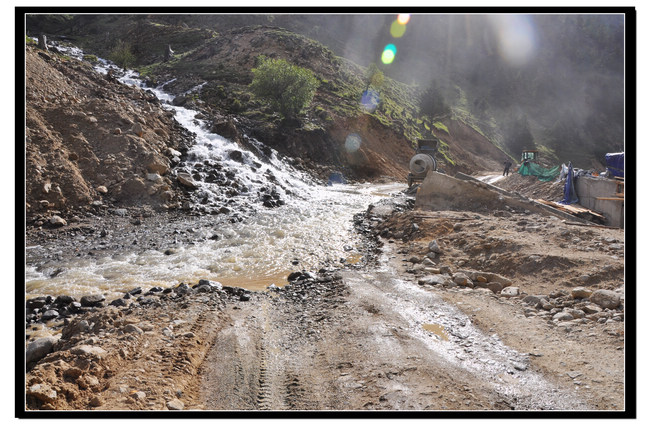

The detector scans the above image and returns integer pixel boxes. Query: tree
[108,40,136,69]
[249,56,319,119]
[419,80,451,118]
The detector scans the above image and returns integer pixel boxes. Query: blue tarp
[605,152,624,178]
[327,172,346,186]
[559,162,579,205]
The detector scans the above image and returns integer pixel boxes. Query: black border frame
[16,5,637,419]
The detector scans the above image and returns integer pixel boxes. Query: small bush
[109,40,136,69]
[83,54,99,63]
[249,56,319,119]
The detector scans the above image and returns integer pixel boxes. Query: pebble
[500,286,520,298]
[571,287,592,299]
[167,398,184,410]
[49,215,67,227]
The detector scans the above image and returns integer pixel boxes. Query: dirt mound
[496,172,565,202]
[25,45,194,219]
[439,120,510,176]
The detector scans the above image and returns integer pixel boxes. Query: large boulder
[26,336,58,364]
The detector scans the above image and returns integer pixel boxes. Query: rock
[90,396,103,407]
[80,294,105,307]
[229,149,244,162]
[146,173,162,182]
[147,162,168,175]
[523,295,547,307]
[581,304,602,314]
[70,345,107,358]
[109,298,128,307]
[49,215,67,227]
[571,287,592,299]
[54,295,75,306]
[131,391,147,401]
[540,299,554,310]
[452,272,472,287]
[408,255,421,264]
[553,311,574,321]
[167,398,184,410]
[500,286,520,297]
[132,123,144,137]
[42,309,59,321]
[469,271,512,287]
[590,289,621,309]
[177,172,198,188]
[418,275,448,286]
[26,336,58,364]
[421,257,435,267]
[166,148,182,158]
[27,384,57,403]
[27,297,48,310]
[428,240,442,253]
[123,324,144,335]
[485,282,504,293]
[568,309,586,319]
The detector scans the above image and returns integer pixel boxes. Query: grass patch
[432,121,449,134]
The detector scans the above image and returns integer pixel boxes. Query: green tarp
[518,162,561,182]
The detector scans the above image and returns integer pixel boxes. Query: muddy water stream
[25,52,404,301]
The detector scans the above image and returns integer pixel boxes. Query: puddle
[422,323,449,341]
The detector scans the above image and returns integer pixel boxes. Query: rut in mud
[195,256,587,411]
[194,202,592,411]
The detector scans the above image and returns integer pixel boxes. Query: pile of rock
[407,238,624,329]
[25,278,258,367]
[521,287,624,327]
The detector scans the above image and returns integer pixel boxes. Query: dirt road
[195,253,589,411]
[24,192,626,413]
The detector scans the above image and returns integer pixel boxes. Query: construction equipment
[408,139,438,187]
[521,150,538,163]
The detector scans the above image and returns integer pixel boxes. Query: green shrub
[249,56,319,119]
[109,40,136,69]
[83,54,99,63]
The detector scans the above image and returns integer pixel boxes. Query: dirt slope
[25,45,194,219]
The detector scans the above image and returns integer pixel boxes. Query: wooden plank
[536,199,606,222]
[563,221,622,230]
[615,193,625,197]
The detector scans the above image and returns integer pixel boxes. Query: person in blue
[503,160,513,176]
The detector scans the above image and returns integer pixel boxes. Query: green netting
[518,162,561,182]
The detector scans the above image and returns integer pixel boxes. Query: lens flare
[360,89,380,113]
[344,133,362,153]
[397,14,410,25]
[381,44,397,64]
[488,15,537,67]
[390,20,407,38]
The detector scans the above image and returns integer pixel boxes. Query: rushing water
[25,46,405,300]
